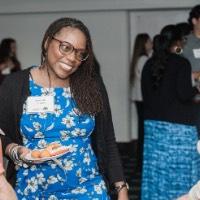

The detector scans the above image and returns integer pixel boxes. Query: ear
[192,18,197,25]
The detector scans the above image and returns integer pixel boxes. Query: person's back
[142,53,198,125]
[141,25,200,200]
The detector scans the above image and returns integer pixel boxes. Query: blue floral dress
[15,78,110,200]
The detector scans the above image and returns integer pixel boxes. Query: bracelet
[9,145,23,165]
[115,182,129,193]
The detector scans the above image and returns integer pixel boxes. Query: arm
[0,76,15,153]
[176,59,198,102]
[0,76,29,163]
[98,77,129,199]
[0,139,17,200]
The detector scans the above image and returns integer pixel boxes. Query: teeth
[60,63,72,71]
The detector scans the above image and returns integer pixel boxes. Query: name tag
[193,48,200,58]
[26,96,54,113]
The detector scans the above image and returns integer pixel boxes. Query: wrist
[114,182,129,194]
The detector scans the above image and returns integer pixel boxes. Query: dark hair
[176,22,191,38]
[151,25,182,89]
[0,38,21,72]
[188,4,200,30]
[0,38,16,57]
[41,17,103,115]
[130,33,150,84]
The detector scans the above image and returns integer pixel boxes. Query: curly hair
[41,17,103,115]
[151,25,182,89]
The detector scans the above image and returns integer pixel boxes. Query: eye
[60,42,73,53]
[77,51,88,61]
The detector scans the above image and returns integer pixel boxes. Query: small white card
[26,96,54,113]
[193,48,200,58]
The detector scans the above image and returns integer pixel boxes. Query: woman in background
[141,25,200,200]
[130,33,152,172]
[0,38,21,74]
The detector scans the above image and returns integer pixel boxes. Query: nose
[66,50,76,62]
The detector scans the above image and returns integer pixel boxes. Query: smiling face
[45,27,87,81]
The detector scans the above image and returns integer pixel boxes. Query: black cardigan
[0,68,125,188]
[142,53,200,126]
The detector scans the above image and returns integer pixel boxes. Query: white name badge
[26,96,54,113]
[193,48,200,58]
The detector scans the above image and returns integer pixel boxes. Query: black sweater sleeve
[0,75,15,154]
[98,77,125,184]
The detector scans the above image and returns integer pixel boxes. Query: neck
[193,29,200,38]
[40,65,69,88]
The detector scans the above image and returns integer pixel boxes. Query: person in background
[0,38,21,74]
[183,5,200,72]
[141,24,200,200]
[0,56,9,85]
[130,33,152,174]
[0,17,129,200]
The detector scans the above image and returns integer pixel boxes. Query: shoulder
[0,67,31,90]
[139,55,148,62]
[3,68,30,82]
[169,54,191,72]
[137,55,148,66]
[170,53,190,64]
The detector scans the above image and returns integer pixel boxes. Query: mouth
[59,62,73,71]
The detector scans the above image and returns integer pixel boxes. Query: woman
[0,17,129,200]
[141,25,200,200]
[0,38,21,74]
[130,33,152,172]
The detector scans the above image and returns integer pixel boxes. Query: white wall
[0,1,198,141]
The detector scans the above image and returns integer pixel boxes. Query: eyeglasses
[52,37,89,61]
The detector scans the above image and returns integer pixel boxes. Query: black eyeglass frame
[52,37,89,61]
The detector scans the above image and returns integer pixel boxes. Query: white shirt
[131,55,148,101]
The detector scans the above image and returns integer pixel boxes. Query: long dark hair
[0,38,21,72]
[130,33,150,85]
[151,25,182,89]
[41,17,103,115]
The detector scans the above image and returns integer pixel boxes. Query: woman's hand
[6,143,31,165]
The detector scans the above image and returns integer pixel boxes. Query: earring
[174,46,183,55]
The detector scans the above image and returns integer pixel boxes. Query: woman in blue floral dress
[0,18,129,200]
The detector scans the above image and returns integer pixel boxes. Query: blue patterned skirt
[141,120,200,200]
